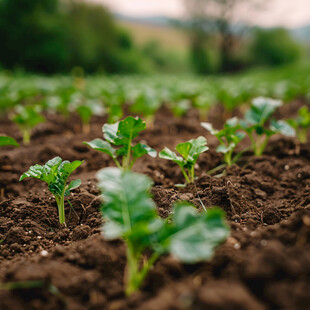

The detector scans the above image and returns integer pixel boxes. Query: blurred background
[0,0,309,75]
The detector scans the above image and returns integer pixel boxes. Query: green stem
[248,132,257,156]
[123,132,133,171]
[207,163,227,175]
[55,192,65,224]
[125,244,139,296]
[113,158,122,169]
[125,244,159,296]
[180,165,191,184]
[189,165,195,183]
[22,129,31,145]
[224,150,233,167]
[256,135,269,156]
[297,129,307,143]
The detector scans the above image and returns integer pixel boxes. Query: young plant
[97,167,229,296]
[159,136,208,184]
[0,135,19,147]
[241,97,295,156]
[84,116,156,170]
[201,117,245,167]
[20,157,83,224]
[287,106,310,143]
[69,99,105,134]
[130,92,161,127]
[11,105,45,144]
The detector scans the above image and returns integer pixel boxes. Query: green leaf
[245,97,282,126]
[168,203,229,263]
[201,122,219,135]
[159,147,184,166]
[76,106,92,124]
[20,157,83,190]
[270,120,296,137]
[176,142,192,160]
[67,179,81,191]
[118,116,146,141]
[96,168,156,235]
[217,143,235,154]
[19,164,44,181]
[102,220,124,240]
[103,122,119,144]
[225,117,239,128]
[60,160,84,177]
[103,116,146,146]
[132,143,157,160]
[188,136,208,162]
[0,136,19,147]
[84,139,116,158]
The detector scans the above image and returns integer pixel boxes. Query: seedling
[201,117,245,167]
[159,136,208,184]
[0,135,19,147]
[20,157,83,224]
[84,116,156,171]
[287,106,310,143]
[169,99,191,118]
[69,99,105,134]
[97,168,229,295]
[241,97,295,156]
[11,105,45,144]
[130,92,161,127]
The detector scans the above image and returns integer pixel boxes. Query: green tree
[250,28,301,66]
[0,0,68,73]
[0,0,141,74]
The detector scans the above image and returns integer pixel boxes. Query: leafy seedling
[11,105,45,144]
[97,167,229,295]
[70,99,105,134]
[130,92,161,127]
[241,97,295,156]
[287,106,310,143]
[84,116,156,170]
[159,136,208,184]
[201,117,245,168]
[0,135,19,147]
[20,157,83,224]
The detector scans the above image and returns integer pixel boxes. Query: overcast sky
[90,0,310,28]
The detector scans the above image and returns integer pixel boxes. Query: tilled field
[0,103,310,310]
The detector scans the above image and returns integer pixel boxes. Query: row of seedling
[2,97,309,295]
[14,115,229,296]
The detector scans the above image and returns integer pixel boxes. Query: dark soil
[0,101,310,310]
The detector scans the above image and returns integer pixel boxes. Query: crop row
[1,65,310,144]
[1,96,309,295]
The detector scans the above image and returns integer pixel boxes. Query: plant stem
[207,163,226,175]
[123,132,133,170]
[248,132,257,156]
[125,244,139,296]
[256,136,270,156]
[224,151,232,166]
[55,193,65,224]
[298,129,307,143]
[125,244,159,296]
[82,123,90,134]
[113,158,122,169]
[22,129,31,145]
[180,166,191,184]
[189,165,195,183]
